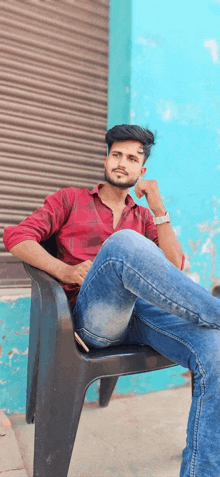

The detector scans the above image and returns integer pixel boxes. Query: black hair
[105,124,155,164]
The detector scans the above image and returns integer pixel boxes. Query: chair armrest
[23,262,78,353]
[23,261,81,424]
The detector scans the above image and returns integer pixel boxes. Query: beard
[104,170,139,189]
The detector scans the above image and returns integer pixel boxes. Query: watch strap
[153,211,170,225]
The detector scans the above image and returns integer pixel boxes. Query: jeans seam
[134,311,206,477]
[75,327,122,344]
[190,396,203,477]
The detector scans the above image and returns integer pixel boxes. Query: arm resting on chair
[10,240,69,281]
[23,258,89,353]
[10,240,92,288]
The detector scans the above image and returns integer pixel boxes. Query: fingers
[81,260,93,274]
[76,260,93,285]
[135,184,144,199]
[61,260,93,285]
[76,275,84,286]
[84,259,93,268]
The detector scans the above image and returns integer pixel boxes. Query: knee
[99,229,163,265]
[191,331,220,392]
[115,230,163,261]
[103,229,156,252]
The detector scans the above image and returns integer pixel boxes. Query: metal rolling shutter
[0,0,109,288]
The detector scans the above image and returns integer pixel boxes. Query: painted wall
[129,0,220,289]
[0,297,30,414]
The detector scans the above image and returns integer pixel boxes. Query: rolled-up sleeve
[3,188,73,252]
[144,209,159,246]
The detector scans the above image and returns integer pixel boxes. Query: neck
[99,182,129,206]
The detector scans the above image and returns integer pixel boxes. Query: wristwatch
[153,211,170,225]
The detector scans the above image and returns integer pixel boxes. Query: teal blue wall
[0,297,30,414]
[129,0,220,289]
[108,0,131,126]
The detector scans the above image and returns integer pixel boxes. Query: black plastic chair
[23,235,194,477]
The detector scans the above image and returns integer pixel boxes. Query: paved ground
[1,384,192,477]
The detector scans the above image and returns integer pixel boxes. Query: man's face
[104,140,147,190]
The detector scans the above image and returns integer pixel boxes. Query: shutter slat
[1,114,106,141]
[2,73,107,103]
[0,178,101,200]
[1,18,107,54]
[2,38,107,71]
[1,133,106,153]
[1,85,107,113]
[1,157,104,174]
[2,59,107,92]
[1,150,105,167]
[1,1,108,35]
[1,100,106,129]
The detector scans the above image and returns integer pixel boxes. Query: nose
[117,155,127,168]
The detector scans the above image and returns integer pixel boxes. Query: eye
[129,157,136,161]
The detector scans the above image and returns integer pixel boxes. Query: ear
[139,166,147,179]
[104,156,108,166]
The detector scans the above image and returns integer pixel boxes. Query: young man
[3,125,220,476]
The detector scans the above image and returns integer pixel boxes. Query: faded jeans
[72,229,220,477]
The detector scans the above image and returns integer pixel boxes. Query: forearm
[134,179,184,269]
[9,240,68,281]
[156,222,183,269]
[152,202,183,269]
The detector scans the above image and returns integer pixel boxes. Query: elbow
[169,253,185,271]
[180,254,185,271]
[174,253,185,271]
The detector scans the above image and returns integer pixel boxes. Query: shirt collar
[89,183,137,209]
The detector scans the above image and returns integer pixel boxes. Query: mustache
[112,168,128,175]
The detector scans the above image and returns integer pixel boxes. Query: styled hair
[105,124,155,164]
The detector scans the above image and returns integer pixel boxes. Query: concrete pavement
[1,383,192,477]
[0,409,27,477]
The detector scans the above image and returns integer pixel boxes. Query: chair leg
[33,370,88,477]
[26,282,41,424]
[99,376,119,407]
[32,298,89,477]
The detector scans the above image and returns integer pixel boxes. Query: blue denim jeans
[72,230,220,477]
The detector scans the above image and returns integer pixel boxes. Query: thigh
[127,298,220,382]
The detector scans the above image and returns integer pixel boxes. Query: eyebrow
[112,150,143,158]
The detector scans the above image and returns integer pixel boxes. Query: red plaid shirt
[3,183,184,308]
